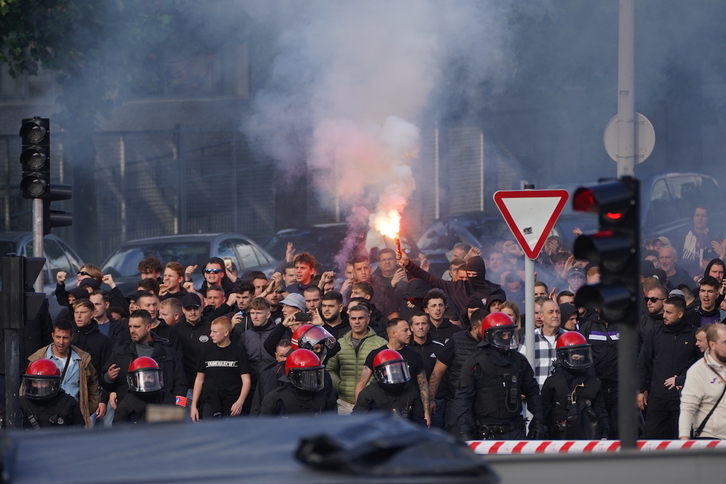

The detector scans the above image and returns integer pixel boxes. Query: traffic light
[18,117,73,235]
[43,185,73,235]
[19,117,50,199]
[571,177,639,324]
[1,255,46,329]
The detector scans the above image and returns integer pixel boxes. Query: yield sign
[493,189,569,260]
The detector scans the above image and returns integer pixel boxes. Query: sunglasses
[644,297,665,303]
[204,268,223,274]
[78,271,90,276]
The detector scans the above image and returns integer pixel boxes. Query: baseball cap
[182,293,202,308]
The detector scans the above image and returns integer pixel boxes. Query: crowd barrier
[468,439,726,454]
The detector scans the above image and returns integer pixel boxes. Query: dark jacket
[638,311,663,352]
[578,318,620,386]
[403,258,506,326]
[428,319,464,346]
[541,366,609,439]
[455,342,541,434]
[250,360,287,416]
[171,317,211,389]
[72,320,112,379]
[113,390,176,424]
[102,334,187,404]
[20,390,85,429]
[238,319,276,377]
[259,383,337,415]
[637,319,700,400]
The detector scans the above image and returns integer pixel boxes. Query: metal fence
[0,125,519,263]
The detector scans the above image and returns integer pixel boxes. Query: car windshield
[264,227,359,270]
[102,241,211,278]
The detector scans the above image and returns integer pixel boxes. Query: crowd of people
[12,205,726,441]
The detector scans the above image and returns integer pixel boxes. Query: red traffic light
[573,188,597,213]
[572,180,635,222]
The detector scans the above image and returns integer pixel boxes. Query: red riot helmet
[285,349,325,392]
[22,359,61,400]
[481,312,519,350]
[372,349,411,393]
[291,324,336,361]
[555,332,592,370]
[127,356,163,393]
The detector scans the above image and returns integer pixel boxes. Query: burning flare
[372,209,401,240]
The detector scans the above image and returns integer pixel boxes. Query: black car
[416,211,597,277]
[101,233,277,296]
[264,223,419,273]
[0,232,85,317]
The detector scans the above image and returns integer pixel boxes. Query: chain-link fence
[0,125,519,263]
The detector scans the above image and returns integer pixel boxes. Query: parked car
[416,211,597,277]
[0,232,85,317]
[101,233,277,297]
[264,223,419,272]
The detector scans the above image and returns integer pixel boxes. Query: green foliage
[0,0,173,131]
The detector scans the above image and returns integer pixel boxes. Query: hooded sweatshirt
[404,256,506,326]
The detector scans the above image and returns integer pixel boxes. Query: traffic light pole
[618,318,638,449]
[33,198,44,293]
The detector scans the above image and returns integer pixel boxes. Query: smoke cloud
[242,1,513,265]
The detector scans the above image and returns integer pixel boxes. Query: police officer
[19,359,85,429]
[114,357,177,424]
[353,349,425,423]
[258,349,337,415]
[454,312,544,440]
[540,332,609,439]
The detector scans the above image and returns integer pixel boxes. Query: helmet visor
[300,327,335,349]
[22,375,61,399]
[487,325,519,350]
[557,346,592,370]
[127,369,163,392]
[289,366,325,392]
[373,360,411,385]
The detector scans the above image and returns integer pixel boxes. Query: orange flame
[373,209,401,240]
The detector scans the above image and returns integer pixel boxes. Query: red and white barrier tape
[468,440,726,454]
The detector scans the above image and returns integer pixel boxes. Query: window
[232,240,260,270]
[217,239,240,271]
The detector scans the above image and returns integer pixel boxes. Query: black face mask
[381,382,408,395]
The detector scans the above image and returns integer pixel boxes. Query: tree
[0,0,172,260]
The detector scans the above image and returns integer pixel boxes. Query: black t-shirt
[197,343,252,398]
[437,336,458,368]
[364,344,426,382]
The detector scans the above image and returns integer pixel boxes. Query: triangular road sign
[493,189,569,260]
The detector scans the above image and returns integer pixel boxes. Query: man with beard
[320,291,350,339]
[679,322,726,439]
[398,251,506,327]
[637,297,700,439]
[639,286,667,350]
[428,309,486,435]
[103,310,187,407]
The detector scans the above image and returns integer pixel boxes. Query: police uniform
[454,341,542,440]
